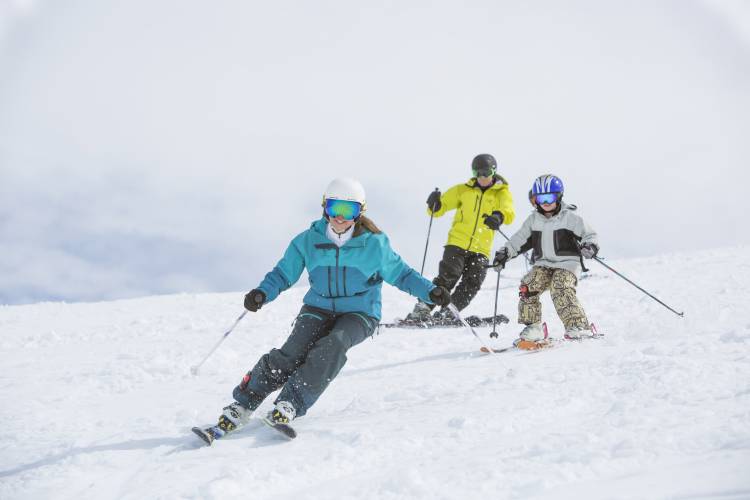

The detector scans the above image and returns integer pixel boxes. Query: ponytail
[354,215,382,236]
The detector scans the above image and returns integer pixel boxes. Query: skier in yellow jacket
[405,154,516,323]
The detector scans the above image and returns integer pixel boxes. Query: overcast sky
[1,0,748,305]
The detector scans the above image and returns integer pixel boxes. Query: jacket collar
[464,175,506,190]
[310,218,367,247]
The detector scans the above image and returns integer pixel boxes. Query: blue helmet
[531,175,564,196]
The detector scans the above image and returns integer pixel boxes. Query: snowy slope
[1,246,749,500]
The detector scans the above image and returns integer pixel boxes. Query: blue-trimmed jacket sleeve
[256,237,306,303]
[378,235,435,303]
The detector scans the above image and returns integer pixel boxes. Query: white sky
[1,0,748,305]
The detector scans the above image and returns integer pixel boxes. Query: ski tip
[273,424,297,439]
[192,426,214,446]
[261,417,297,439]
[281,426,297,439]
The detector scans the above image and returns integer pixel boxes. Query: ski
[382,314,510,329]
[480,323,603,354]
[192,426,222,446]
[192,416,296,446]
[261,416,297,439]
[479,345,516,354]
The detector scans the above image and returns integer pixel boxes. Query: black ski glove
[426,190,442,212]
[244,289,266,312]
[483,211,504,230]
[580,243,598,259]
[492,247,510,271]
[428,286,451,306]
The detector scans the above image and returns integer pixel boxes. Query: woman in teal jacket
[197,178,450,443]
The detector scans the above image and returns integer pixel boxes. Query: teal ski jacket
[256,218,435,320]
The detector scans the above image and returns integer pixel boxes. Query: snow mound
[1,246,749,499]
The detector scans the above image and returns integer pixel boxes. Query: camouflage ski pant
[518,266,589,330]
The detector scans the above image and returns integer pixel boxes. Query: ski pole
[190,310,248,375]
[420,188,439,276]
[482,261,507,338]
[490,270,501,338]
[447,303,493,352]
[592,256,684,317]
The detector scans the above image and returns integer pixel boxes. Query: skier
[404,153,515,324]
[492,174,599,349]
[196,177,450,442]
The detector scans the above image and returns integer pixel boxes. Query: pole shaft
[420,188,441,276]
[420,213,434,276]
[192,310,248,372]
[593,257,684,317]
[447,303,492,352]
[492,270,501,334]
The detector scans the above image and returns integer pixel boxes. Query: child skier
[194,177,450,443]
[492,174,598,349]
[404,153,515,324]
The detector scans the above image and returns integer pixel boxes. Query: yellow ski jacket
[428,176,515,258]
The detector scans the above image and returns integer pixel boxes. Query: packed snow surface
[1,247,749,499]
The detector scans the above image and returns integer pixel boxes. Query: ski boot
[261,401,297,439]
[192,402,253,446]
[513,322,550,350]
[564,326,590,340]
[564,323,601,340]
[431,308,458,326]
[403,301,433,326]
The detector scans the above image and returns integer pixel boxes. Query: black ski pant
[430,245,489,311]
[232,305,377,417]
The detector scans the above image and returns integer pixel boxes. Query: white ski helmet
[322,177,367,209]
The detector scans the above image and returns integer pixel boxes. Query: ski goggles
[534,193,560,205]
[324,198,362,220]
[472,166,496,178]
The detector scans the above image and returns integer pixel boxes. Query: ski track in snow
[1,246,749,499]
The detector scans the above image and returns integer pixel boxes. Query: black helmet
[471,154,497,178]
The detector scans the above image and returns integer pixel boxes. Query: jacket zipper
[335,247,341,296]
[343,266,348,296]
[467,189,486,250]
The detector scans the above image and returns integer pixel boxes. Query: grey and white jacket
[503,203,598,278]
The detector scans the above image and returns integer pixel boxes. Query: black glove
[492,247,510,270]
[244,289,266,312]
[426,190,442,212]
[483,211,504,230]
[580,243,598,259]
[428,286,451,306]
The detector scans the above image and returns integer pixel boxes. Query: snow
[1,246,749,500]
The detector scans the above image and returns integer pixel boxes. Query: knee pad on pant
[239,372,251,391]
[233,371,267,410]
[232,384,264,410]
[519,284,540,299]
